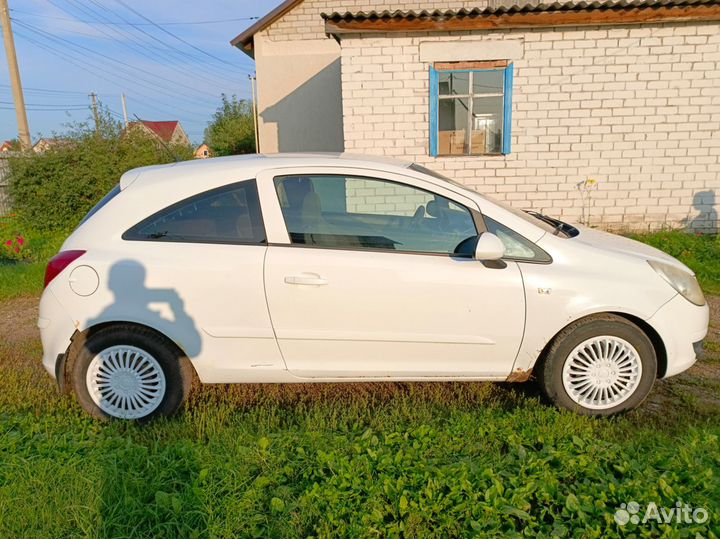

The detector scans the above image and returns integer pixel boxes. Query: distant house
[0,141,13,153]
[128,120,190,146]
[231,0,720,232]
[32,138,72,154]
[194,143,211,159]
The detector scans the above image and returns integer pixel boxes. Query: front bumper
[648,294,710,378]
[38,289,76,380]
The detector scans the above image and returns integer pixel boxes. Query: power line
[43,0,249,86]
[0,105,88,111]
[73,0,254,72]
[13,20,225,105]
[0,100,87,106]
[10,9,259,26]
[111,0,246,72]
[0,84,89,95]
[84,0,254,73]
[13,29,220,117]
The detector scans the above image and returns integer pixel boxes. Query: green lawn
[0,230,718,538]
[1,339,719,538]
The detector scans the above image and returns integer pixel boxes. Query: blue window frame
[429,63,513,157]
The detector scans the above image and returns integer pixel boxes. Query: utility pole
[89,92,99,131]
[0,0,31,150]
[249,73,259,153]
[120,93,128,127]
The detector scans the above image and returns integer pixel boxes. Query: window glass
[439,71,469,95]
[472,96,503,154]
[434,66,510,156]
[484,216,551,262]
[124,180,265,244]
[473,70,504,94]
[438,98,469,155]
[274,175,477,255]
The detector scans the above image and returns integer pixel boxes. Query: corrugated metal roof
[321,0,719,21]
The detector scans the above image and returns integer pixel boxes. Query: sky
[0,0,284,145]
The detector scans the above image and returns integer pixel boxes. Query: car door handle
[284,274,328,286]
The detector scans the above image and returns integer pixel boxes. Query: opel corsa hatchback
[39,154,709,420]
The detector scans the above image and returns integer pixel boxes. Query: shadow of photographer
[88,259,202,358]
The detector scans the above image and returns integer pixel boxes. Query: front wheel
[537,314,657,416]
[68,324,193,421]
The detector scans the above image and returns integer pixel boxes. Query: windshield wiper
[525,211,570,237]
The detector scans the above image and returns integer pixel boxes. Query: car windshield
[409,163,564,236]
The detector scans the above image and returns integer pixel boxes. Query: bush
[7,111,193,232]
[205,94,256,156]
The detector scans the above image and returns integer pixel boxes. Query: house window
[429,61,513,157]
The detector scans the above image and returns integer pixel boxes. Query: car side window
[274,175,477,255]
[124,180,265,244]
[484,215,551,262]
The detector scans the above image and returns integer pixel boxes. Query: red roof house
[128,120,190,146]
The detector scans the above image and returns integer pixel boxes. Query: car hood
[571,226,693,273]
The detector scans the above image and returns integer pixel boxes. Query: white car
[39,154,709,420]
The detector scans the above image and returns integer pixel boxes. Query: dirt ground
[2,294,718,410]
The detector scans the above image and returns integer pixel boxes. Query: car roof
[119,153,413,190]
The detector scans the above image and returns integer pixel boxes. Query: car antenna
[131,114,181,163]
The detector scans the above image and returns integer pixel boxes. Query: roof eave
[230,0,304,57]
[323,2,720,35]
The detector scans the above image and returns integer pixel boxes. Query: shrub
[7,110,193,232]
[204,94,256,156]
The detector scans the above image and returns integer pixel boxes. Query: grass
[1,338,719,538]
[0,228,718,537]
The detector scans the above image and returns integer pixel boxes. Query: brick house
[232,1,720,231]
[127,120,191,147]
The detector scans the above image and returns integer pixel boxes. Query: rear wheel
[537,314,657,416]
[68,324,193,421]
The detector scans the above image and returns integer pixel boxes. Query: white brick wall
[260,2,720,232]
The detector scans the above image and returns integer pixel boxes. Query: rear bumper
[38,289,76,380]
[648,294,710,378]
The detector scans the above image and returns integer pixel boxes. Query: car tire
[68,324,193,421]
[537,314,657,416]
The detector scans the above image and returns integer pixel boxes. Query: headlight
[648,260,705,306]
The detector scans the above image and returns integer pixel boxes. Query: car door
[257,167,526,378]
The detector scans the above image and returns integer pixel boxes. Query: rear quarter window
[123,180,266,245]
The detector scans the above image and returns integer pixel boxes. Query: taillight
[44,250,86,288]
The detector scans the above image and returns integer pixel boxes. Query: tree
[204,94,256,156]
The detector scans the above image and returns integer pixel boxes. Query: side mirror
[474,232,505,261]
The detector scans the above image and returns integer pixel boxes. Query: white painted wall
[253,34,343,153]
